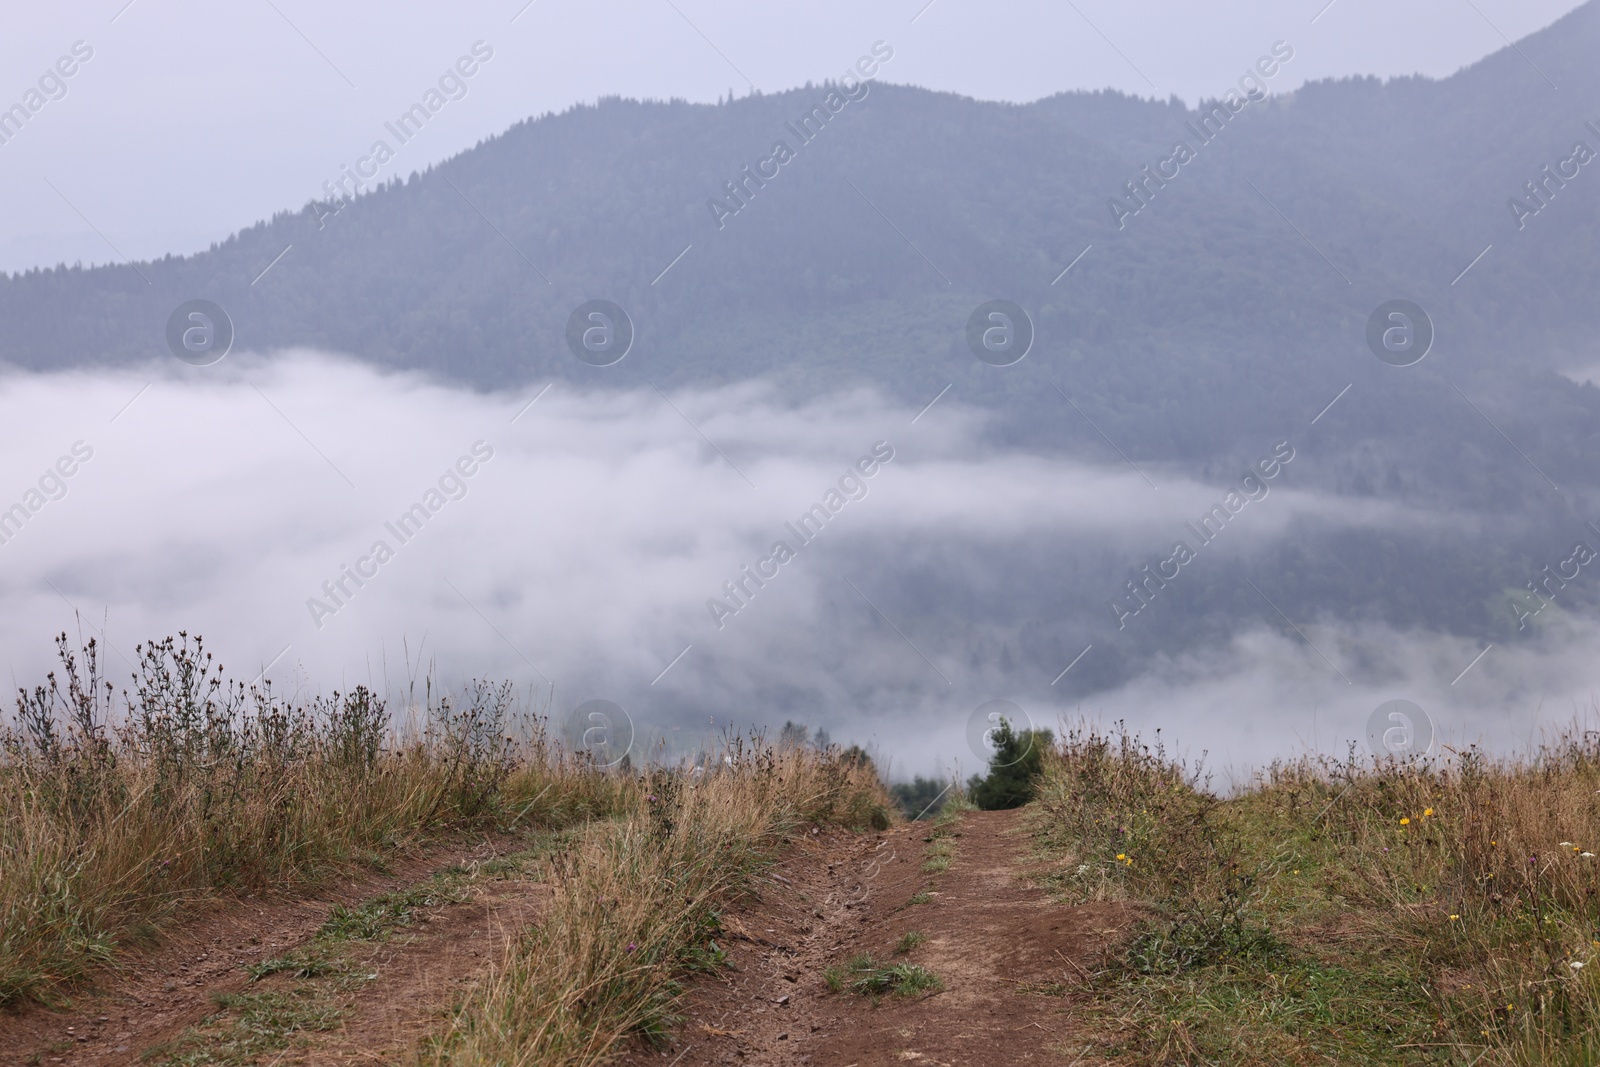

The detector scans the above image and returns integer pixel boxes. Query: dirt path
[5,812,1124,1066]
[280,868,549,1065]
[623,809,1130,1067]
[0,833,551,1067]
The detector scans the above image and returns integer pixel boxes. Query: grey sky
[0,0,1584,274]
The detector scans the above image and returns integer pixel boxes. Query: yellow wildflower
[1400,817,1411,825]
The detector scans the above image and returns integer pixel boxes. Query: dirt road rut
[624,809,1130,1067]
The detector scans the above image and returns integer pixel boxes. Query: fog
[1,352,1592,778]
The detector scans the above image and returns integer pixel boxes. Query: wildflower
[626,943,636,952]
[1561,841,1575,848]
[1424,808,1434,817]
[1116,854,1126,861]
[1449,915,1460,921]
[1572,961,1586,971]
[1584,853,1596,859]
[1400,817,1411,826]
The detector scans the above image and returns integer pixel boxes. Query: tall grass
[427,739,892,1067]
[0,633,611,1007]
[1030,720,1600,1065]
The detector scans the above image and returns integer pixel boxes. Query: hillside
[6,8,1600,438]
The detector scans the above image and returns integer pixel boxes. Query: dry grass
[0,633,615,1007]
[425,741,892,1067]
[1,632,891,1064]
[1028,720,1600,1065]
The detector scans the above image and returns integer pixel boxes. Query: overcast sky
[0,0,1586,274]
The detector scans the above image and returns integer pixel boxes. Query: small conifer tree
[967,718,1052,810]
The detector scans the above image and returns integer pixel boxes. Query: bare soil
[290,871,549,1065]
[621,809,1132,1067]
[0,834,550,1067]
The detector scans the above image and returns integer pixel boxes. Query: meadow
[1028,721,1600,1064]
[9,629,1600,1064]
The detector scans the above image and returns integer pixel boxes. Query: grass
[154,988,350,1067]
[5,633,910,1063]
[824,953,942,998]
[894,931,926,954]
[1027,720,1600,1065]
[423,741,894,1067]
[920,812,959,874]
[0,633,618,1008]
[900,804,965,906]
[315,870,474,942]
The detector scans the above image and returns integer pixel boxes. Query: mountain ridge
[4,9,1598,505]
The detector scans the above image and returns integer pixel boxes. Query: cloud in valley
[0,351,1593,776]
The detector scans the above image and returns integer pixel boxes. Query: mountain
[5,5,1600,674]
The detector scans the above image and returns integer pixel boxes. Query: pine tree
[968,719,1052,810]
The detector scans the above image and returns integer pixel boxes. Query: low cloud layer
[0,352,1592,777]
